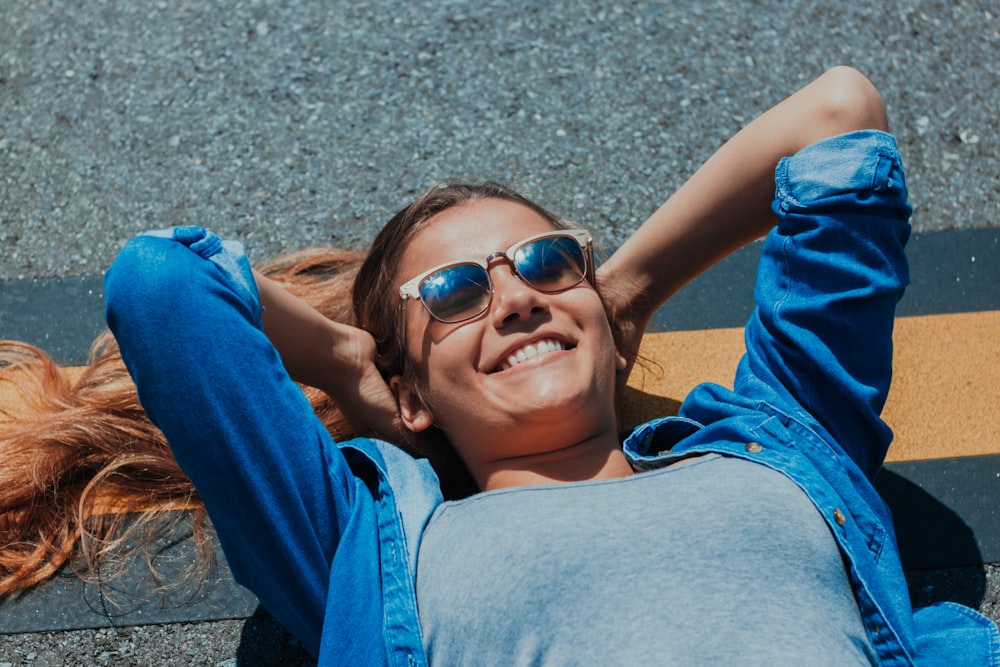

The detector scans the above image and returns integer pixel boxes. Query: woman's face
[392,198,625,477]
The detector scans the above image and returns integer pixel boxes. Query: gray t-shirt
[416,454,876,665]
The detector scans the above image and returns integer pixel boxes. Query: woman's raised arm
[255,271,406,442]
[598,66,888,383]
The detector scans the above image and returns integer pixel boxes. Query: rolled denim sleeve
[105,226,380,657]
[734,131,913,479]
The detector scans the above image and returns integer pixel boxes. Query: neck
[476,435,634,491]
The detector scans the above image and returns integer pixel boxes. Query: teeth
[499,339,565,371]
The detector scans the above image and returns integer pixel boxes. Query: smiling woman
[3,67,998,665]
[381,197,628,491]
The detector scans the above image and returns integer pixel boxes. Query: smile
[495,339,568,372]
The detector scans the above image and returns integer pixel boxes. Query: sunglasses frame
[398,228,595,324]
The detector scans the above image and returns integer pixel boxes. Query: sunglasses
[399,229,594,323]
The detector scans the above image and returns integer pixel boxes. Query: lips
[494,338,569,372]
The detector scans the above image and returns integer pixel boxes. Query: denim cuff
[774,130,908,212]
[142,225,263,328]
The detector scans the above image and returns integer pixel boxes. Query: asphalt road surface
[2,0,998,664]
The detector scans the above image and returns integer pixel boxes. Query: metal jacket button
[745,441,763,454]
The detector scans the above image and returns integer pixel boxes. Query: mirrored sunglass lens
[514,236,586,291]
[419,264,491,322]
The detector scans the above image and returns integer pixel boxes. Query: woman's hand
[326,324,413,445]
[255,271,409,444]
[594,270,653,394]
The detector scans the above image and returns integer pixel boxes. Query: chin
[523,387,611,424]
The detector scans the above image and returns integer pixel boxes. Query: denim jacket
[327,132,998,666]
[107,131,999,666]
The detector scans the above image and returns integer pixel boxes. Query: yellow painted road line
[5,311,997,489]
[621,311,1000,463]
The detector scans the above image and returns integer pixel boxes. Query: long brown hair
[0,248,363,596]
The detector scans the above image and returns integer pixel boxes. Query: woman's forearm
[600,66,889,351]
[254,271,361,396]
[255,271,404,440]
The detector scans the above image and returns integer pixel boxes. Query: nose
[488,259,548,327]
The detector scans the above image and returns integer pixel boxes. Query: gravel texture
[1,0,998,664]
[0,614,314,666]
[1,0,998,280]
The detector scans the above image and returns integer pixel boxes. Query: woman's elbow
[815,66,889,134]
[104,233,204,339]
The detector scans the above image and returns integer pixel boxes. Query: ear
[390,375,435,433]
[615,348,628,371]
[613,346,632,396]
